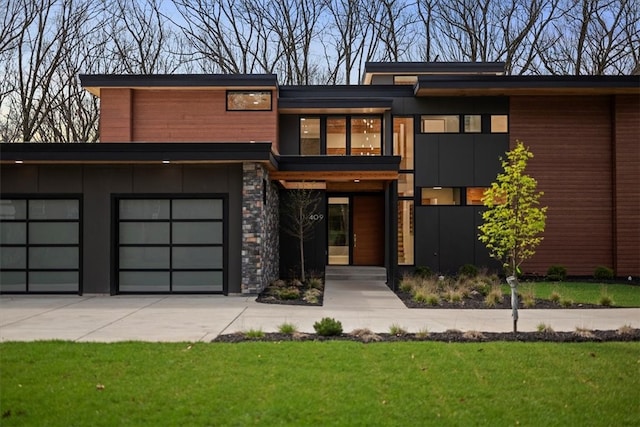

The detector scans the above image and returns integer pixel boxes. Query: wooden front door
[352,195,385,266]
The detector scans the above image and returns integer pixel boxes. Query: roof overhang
[415,75,640,96]
[0,142,277,168]
[362,62,506,84]
[80,74,279,96]
[270,155,401,186]
[278,98,393,114]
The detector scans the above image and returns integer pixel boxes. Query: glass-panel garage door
[116,197,225,293]
[0,198,81,293]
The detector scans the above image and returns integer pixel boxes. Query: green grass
[501,282,640,307]
[1,341,639,426]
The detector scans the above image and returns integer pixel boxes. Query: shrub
[303,288,322,304]
[476,281,492,296]
[484,287,504,307]
[546,265,567,281]
[277,287,301,300]
[521,289,536,308]
[313,317,343,336]
[415,266,432,278]
[599,294,613,307]
[458,264,478,278]
[560,298,573,307]
[416,327,430,338]
[574,327,595,338]
[399,277,416,293]
[350,328,382,343]
[617,324,634,336]
[594,266,614,281]
[549,291,561,303]
[244,328,264,339]
[307,277,323,290]
[537,323,555,333]
[277,322,298,335]
[389,324,407,336]
[444,289,463,304]
[270,279,287,288]
[462,330,486,340]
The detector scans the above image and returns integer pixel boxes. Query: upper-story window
[226,90,272,111]
[299,115,382,156]
[421,114,509,133]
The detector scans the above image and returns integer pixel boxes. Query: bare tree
[281,188,322,282]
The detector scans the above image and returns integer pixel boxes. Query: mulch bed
[395,290,612,309]
[213,329,640,343]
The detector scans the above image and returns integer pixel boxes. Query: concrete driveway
[1,280,638,342]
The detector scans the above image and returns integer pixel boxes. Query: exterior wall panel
[510,96,613,276]
[130,90,278,149]
[100,88,133,142]
[614,95,640,276]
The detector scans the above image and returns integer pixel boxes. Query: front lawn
[505,282,640,307]
[1,341,638,426]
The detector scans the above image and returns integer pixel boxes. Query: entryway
[327,194,384,266]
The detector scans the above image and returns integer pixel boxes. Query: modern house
[1,62,638,295]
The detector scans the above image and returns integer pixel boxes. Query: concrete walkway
[1,279,638,342]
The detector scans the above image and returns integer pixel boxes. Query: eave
[278,98,393,114]
[0,142,277,168]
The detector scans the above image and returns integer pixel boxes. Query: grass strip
[502,282,640,306]
[1,341,639,426]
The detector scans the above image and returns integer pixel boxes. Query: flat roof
[362,62,506,84]
[415,74,640,96]
[80,74,278,96]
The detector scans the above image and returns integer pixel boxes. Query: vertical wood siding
[614,95,640,276]
[510,96,613,276]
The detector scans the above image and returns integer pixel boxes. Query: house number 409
[309,214,324,221]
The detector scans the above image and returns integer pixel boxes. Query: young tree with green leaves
[478,140,547,277]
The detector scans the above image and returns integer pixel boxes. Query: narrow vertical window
[326,117,346,155]
[300,117,320,155]
[397,200,414,265]
[393,117,414,170]
[350,117,381,155]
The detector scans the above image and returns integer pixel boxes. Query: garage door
[116,197,226,293]
[0,197,81,293]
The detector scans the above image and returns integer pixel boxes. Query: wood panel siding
[100,88,132,142]
[99,89,278,151]
[510,96,613,276]
[614,95,640,276]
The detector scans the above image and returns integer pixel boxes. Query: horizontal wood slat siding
[510,96,613,276]
[614,95,640,276]
[100,88,132,142]
[126,90,277,149]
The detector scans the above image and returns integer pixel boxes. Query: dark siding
[439,136,474,186]
[279,115,300,155]
[279,190,326,278]
[474,135,508,186]
[438,207,476,273]
[0,164,243,294]
[414,207,439,271]
[415,134,439,186]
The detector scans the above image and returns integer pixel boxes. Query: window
[421,115,459,133]
[398,174,414,197]
[466,188,487,205]
[117,197,225,293]
[397,200,414,265]
[300,117,320,155]
[326,117,346,155]
[351,117,381,155]
[491,115,508,133]
[300,115,382,156]
[226,91,272,111]
[0,198,81,293]
[421,188,461,205]
[394,75,417,85]
[393,117,414,170]
[464,115,482,133]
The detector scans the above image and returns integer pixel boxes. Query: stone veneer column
[241,162,279,293]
